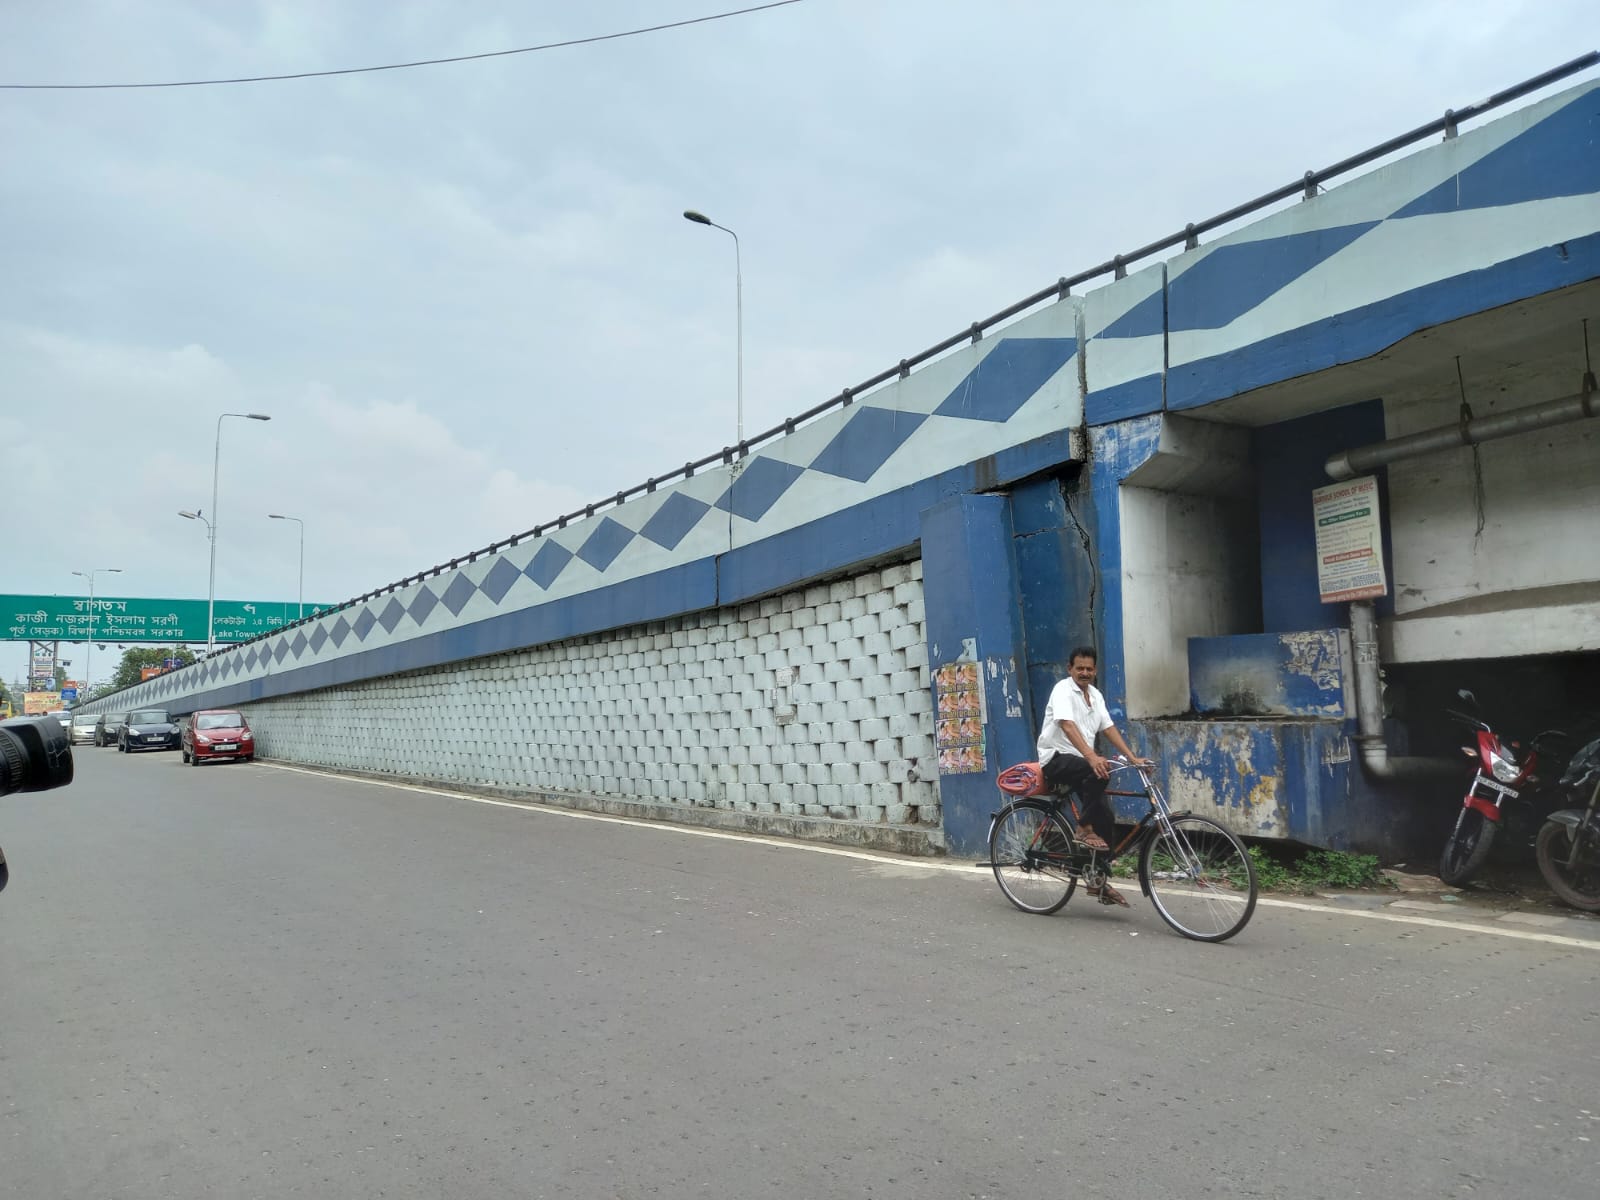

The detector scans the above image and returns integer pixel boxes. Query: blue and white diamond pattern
[100,79,1600,717]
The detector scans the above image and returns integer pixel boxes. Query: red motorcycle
[1438,690,1568,885]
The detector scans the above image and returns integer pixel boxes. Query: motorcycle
[1437,689,1570,886]
[1534,737,1600,911]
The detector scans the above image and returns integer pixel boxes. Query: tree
[104,647,198,694]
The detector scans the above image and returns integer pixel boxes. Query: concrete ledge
[269,759,948,857]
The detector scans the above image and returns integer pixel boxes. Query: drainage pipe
[1349,600,1459,781]
[1325,387,1600,481]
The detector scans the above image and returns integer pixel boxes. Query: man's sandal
[1085,882,1131,908]
[1075,828,1110,852]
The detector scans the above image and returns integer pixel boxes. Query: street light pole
[207,412,271,655]
[70,567,121,696]
[683,210,743,448]
[268,514,304,619]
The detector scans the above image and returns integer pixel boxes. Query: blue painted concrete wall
[919,495,1037,857]
[1189,630,1352,717]
[1009,472,1098,739]
[1254,400,1392,633]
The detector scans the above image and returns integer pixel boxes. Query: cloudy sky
[3,0,1594,690]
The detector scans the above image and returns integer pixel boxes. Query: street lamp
[70,567,122,695]
[683,210,743,448]
[204,412,271,655]
[268,513,304,619]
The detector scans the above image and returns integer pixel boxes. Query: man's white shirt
[1036,679,1114,763]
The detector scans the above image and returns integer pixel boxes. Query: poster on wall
[1312,475,1389,603]
[934,661,987,775]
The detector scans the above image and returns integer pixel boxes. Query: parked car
[53,712,72,731]
[94,712,127,747]
[69,712,100,745]
[182,710,255,765]
[119,709,181,753]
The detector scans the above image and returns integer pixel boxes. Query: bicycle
[984,756,1258,942]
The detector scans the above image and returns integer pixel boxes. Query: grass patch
[1110,842,1391,893]
[1248,845,1390,893]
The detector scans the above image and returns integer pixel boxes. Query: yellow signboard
[23,691,62,715]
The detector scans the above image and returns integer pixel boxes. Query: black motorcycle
[1535,737,1600,912]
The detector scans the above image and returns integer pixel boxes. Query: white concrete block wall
[242,560,941,829]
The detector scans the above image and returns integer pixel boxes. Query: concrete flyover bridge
[80,58,1600,862]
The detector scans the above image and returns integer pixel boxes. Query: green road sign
[2,594,333,644]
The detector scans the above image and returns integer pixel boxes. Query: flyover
[78,57,1600,860]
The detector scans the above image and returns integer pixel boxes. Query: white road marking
[260,761,1600,950]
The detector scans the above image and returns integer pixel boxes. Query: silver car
[69,712,100,745]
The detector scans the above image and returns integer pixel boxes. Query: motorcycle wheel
[1439,808,1497,885]
[1534,821,1600,912]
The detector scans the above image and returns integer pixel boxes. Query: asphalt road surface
[3,747,1597,1199]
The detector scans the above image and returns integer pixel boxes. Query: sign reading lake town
[1,595,332,644]
[1312,476,1389,603]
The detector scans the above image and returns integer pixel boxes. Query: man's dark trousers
[1042,752,1114,846]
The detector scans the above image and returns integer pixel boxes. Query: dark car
[119,708,181,752]
[94,712,127,747]
[181,709,255,765]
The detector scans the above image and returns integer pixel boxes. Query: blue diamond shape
[309,625,329,652]
[933,337,1078,422]
[809,407,928,483]
[576,517,635,572]
[272,640,290,663]
[222,657,237,678]
[289,631,308,657]
[353,608,377,640]
[714,457,806,523]
[526,541,573,590]
[330,615,352,647]
[244,648,259,669]
[479,557,521,604]
[408,586,439,625]
[639,492,711,550]
[440,573,477,616]
[1166,223,1378,333]
[378,597,406,633]
[1392,93,1600,219]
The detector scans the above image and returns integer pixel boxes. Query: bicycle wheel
[989,800,1077,915]
[1139,815,1257,942]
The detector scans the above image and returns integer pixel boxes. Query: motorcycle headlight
[1488,747,1520,783]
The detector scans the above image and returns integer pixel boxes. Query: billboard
[23,692,61,715]
[2,595,332,644]
[1312,477,1389,604]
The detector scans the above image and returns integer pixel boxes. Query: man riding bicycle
[1037,645,1151,908]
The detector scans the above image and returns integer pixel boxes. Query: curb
[260,758,948,857]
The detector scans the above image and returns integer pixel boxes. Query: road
[3,747,1597,1199]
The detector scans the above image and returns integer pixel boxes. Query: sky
[3,0,1595,691]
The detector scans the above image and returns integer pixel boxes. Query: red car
[182,709,256,765]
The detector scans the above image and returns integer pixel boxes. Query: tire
[181,749,190,763]
[1439,808,1497,885]
[1535,820,1600,912]
[1140,815,1257,942]
[989,800,1077,915]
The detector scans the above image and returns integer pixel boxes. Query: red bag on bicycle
[996,761,1047,796]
